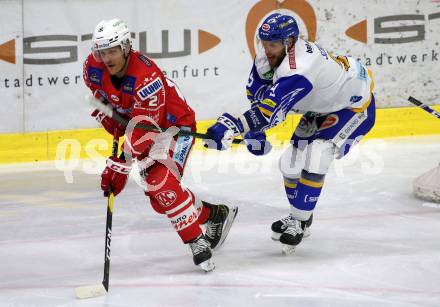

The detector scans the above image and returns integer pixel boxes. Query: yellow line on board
[1,106,440,164]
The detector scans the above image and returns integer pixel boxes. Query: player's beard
[268,53,285,69]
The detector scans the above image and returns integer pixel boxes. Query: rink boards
[1,105,440,164]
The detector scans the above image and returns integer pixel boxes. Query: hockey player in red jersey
[83,19,237,271]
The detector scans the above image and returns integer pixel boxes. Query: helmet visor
[92,38,114,62]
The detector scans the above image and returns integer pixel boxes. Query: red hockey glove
[91,109,126,138]
[101,156,132,196]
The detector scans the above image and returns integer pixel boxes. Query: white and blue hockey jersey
[245,38,374,130]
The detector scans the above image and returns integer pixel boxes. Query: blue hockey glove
[244,131,272,156]
[204,113,244,150]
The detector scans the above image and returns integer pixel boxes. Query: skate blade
[271,232,281,241]
[272,228,310,241]
[281,244,297,255]
[214,206,238,251]
[199,259,215,272]
[303,228,311,238]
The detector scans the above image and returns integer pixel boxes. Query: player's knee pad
[144,164,184,213]
[279,145,304,179]
[303,139,337,174]
[280,139,337,177]
[148,197,165,214]
[144,164,200,240]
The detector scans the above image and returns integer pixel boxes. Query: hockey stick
[75,132,119,299]
[87,95,244,144]
[407,96,440,119]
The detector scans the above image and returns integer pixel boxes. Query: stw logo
[0,29,221,64]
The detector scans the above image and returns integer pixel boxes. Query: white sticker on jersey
[333,111,367,147]
[172,135,193,167]
[137,77,163,101]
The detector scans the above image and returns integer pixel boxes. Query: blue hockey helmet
[258,13,299,43]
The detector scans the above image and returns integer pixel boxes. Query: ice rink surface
[0,136,440,307]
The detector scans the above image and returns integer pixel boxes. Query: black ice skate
[271,213,313,241]
[203,202,238,250]
[188,235,215,272]
[271,214,313,255]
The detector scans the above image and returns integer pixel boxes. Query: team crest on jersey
[137,77,163,101]
[319,114,339,130]
[87,67,103,85]
[122,76,136,94]
[155,190,177,207]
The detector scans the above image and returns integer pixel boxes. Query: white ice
[1,136,440,307]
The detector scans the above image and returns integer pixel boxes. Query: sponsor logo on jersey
[137,77,163,101]
[288,47,296,69]
[122,76,136,94]
[350,96,363,103]
[138,53,152,67]
[115,106,131,114]
[110,94,119,102]
[262,70,274,79]
[97,90,108,100]
[87,67,103,85]
[356,61,367,81]
[319,114,339,130]
[247,108,264,128]
[155,190,177,207]
[305,42,313,53]
[171,210,198,231]
[287,190,298,200]
[315,43,328,60]
[304,194,319,203]
[166,113,177,123]
[335,112,367,142]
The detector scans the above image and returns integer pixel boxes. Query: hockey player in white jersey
[204,13,376,254]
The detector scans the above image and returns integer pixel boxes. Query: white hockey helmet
[92,19,131,61]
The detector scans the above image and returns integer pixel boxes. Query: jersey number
[148,96,158,107]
